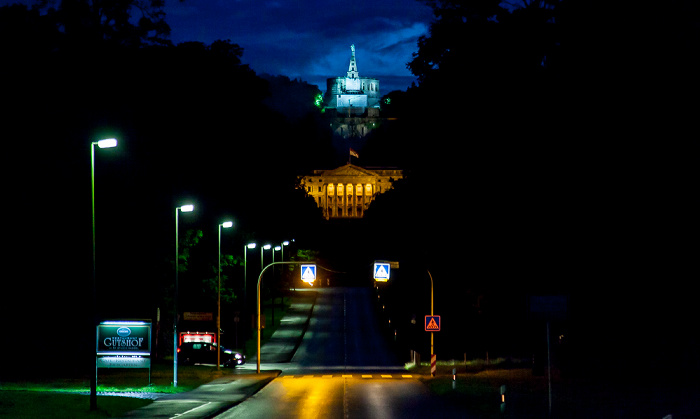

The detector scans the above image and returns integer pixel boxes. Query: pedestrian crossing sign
[425,315,441,331]
[301,264,316,283]
[373,263,390,281]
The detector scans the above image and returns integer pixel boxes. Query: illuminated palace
[299,164,403,220]
[323,44,381,138]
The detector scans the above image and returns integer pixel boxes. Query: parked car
[178,342,245,367]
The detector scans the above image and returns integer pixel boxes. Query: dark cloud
[0,0,432,91]
[163,0,434,91]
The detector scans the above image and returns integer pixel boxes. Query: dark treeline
[2,0,329,375]
[2,0,698,380]
[360,0,699,379]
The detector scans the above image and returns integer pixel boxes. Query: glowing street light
[89,137,118,411]
[173,204,194,387]
[96,138,117,149]
[260,244,271,272]
[217,221,233,369]
[244,242,256,309]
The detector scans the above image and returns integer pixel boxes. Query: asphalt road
[216,287,468,418]
[291,286,400,369]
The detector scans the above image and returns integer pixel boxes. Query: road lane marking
[169,401,212,418]
[280,374,417,379]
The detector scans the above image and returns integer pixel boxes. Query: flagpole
[349,148,358,164]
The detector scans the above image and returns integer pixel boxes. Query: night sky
[162,0,433,92]
[1,0,434,92]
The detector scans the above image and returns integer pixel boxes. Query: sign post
[373,262,390,282]
[426,271,440,376]
[96,321,152,385]
[425,315,441,331]
[258,262,316,373]
[301,264,317,284]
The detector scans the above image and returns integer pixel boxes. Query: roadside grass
[0,363,234,418]
[411,360,700,418]
[0,296,292,419]
[244,295,292,358]
[0,391,151,419]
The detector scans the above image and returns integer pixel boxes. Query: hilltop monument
[323,45,382,138]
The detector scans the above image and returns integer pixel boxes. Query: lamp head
[97,138,117,148]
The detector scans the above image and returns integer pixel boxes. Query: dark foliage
[361,0,699,378]
[1,1,328,374]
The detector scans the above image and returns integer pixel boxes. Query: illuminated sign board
[301,264,316,283]
[425,315,441,332]
[97,321,151,356]
[181,332,215,344]
[96,356,150,369]
[373,263,390,281]
[183,312,213,321]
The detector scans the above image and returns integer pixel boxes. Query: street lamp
[217,221,233,370]
[261,243,272,270]
[256,261,314,373]
[258,245,271,335]
[174,204,194,387]
[281,241,290,262]
[244,243,256,309]
[90,138,117,411]
[273,246,281,278]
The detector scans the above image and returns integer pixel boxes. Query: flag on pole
[349,148,359,158]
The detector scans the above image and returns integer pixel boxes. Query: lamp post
[261,244,271,271]
[281,241,289,263]
[174,204,194,387]
[273,246,281,279]
[89,138,117,411]
[258,245,271,338]
[217,221,233,370]
[257,261,314,373]
[244,243,256,310]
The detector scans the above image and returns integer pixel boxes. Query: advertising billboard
[97,321,151,356]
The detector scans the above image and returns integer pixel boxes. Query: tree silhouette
[55,0,170,48]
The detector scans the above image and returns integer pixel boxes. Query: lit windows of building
[298,163,403,220]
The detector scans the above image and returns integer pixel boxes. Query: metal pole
[257,261,311,373]
[88,139,117,410]
[547,321,552,416]
[217,224,222,370]
[90,143,97,411]
[174,208,179,387]
[428,270,434,377]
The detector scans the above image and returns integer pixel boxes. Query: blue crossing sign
[373,263,390,281]
[301,264,316,283]
[425,315,441,332]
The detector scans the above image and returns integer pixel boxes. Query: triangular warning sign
[302,267,315,281]
[426,318,440,330]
